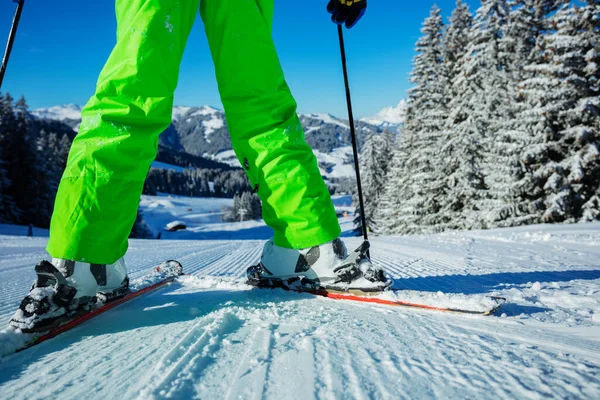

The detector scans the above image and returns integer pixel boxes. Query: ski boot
[247,238,391,294]
[9,258,130,332]
[93,258,131,303]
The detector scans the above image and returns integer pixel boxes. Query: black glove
[327,0,367,29]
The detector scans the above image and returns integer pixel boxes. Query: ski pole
[337,25,370,252]
[0,0,25,89]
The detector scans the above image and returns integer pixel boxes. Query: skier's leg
[200,0,341,250]
[47,0,199,264]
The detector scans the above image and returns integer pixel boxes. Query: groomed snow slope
[0,222,599,398]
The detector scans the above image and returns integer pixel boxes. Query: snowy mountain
[212,146,355,179]
[30,103,82,121]
[31,104,391,179]
[0,194,598,398]
[360,100,407,133]
[30,104,83,131]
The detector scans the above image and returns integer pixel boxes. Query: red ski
[304,288,506,316]
[249,279,505,316]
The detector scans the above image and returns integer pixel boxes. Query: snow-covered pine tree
[228,192,260,222]
[489,0,563,227]
[0,95,19,222]
[230,193,241,221]
[2,95,37,225]
[580,0,600,221]
[245,191,262,220]
[356,133,390,233]
[542,1,599,222]
[0,94,21,222]
[30,131,56,227]
[58,133,71,163]
[443,1,508,230]
[363,129,397,234]
[444,0,473,86]
[577,0,600,221]
[0,158,17,223]
[437,0,480,230]
[375,137,412,234]
[468,0,519,228]
[387,5,449,234]
[519,1,599,223]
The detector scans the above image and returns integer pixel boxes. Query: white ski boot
[10,258,130,332]
[247,238,390,293]
[92,258,130,303]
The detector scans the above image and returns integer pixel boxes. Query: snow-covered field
[139,195,239,239]
[0,195,599,399]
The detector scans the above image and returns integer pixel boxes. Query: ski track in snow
[0,224,599,399]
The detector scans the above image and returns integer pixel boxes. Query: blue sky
[0,0,480,118]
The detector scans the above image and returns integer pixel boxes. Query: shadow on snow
[391,269,600,295]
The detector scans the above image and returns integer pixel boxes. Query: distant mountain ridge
[32,103,404,178]
[31,104,83,132]
[359,100,407,132]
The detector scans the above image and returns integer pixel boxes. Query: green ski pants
[47,0,340,264]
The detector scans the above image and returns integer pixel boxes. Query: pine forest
[361,0,599,235]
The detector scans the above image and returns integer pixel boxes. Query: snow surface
[171,106,192,121]
[312,146,355,179]
[0,195,599,399]
[190,106,219,118]
[211,149,238,167]
[202,116,224,142]
[308,113,350,130]
[139,195,235,238]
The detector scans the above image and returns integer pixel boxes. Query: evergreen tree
[0,158,17,222]
[387,5,448,234]
[227,191,262,222]
[356,133,390,232]
[375,134,413,234]
[444,0,473,87]
[541,1,599,221]
[231,193,241,221]
[0,95,18,222]
[438,0,480,230]
[519,1,600,223]
[57,133,72,170]
[0,94,74,227]
[30,132,54,225]
[448,0,511,229]
[250,192,262,220]
[489,0,563,227]
[1,94,27,223]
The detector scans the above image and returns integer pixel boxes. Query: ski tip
[154,260,184,276]
[483,296,507,315]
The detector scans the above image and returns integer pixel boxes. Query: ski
[247,239,506,315]
[7,260,184,354]
[249,279,506,316]
[303,287,506,316]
